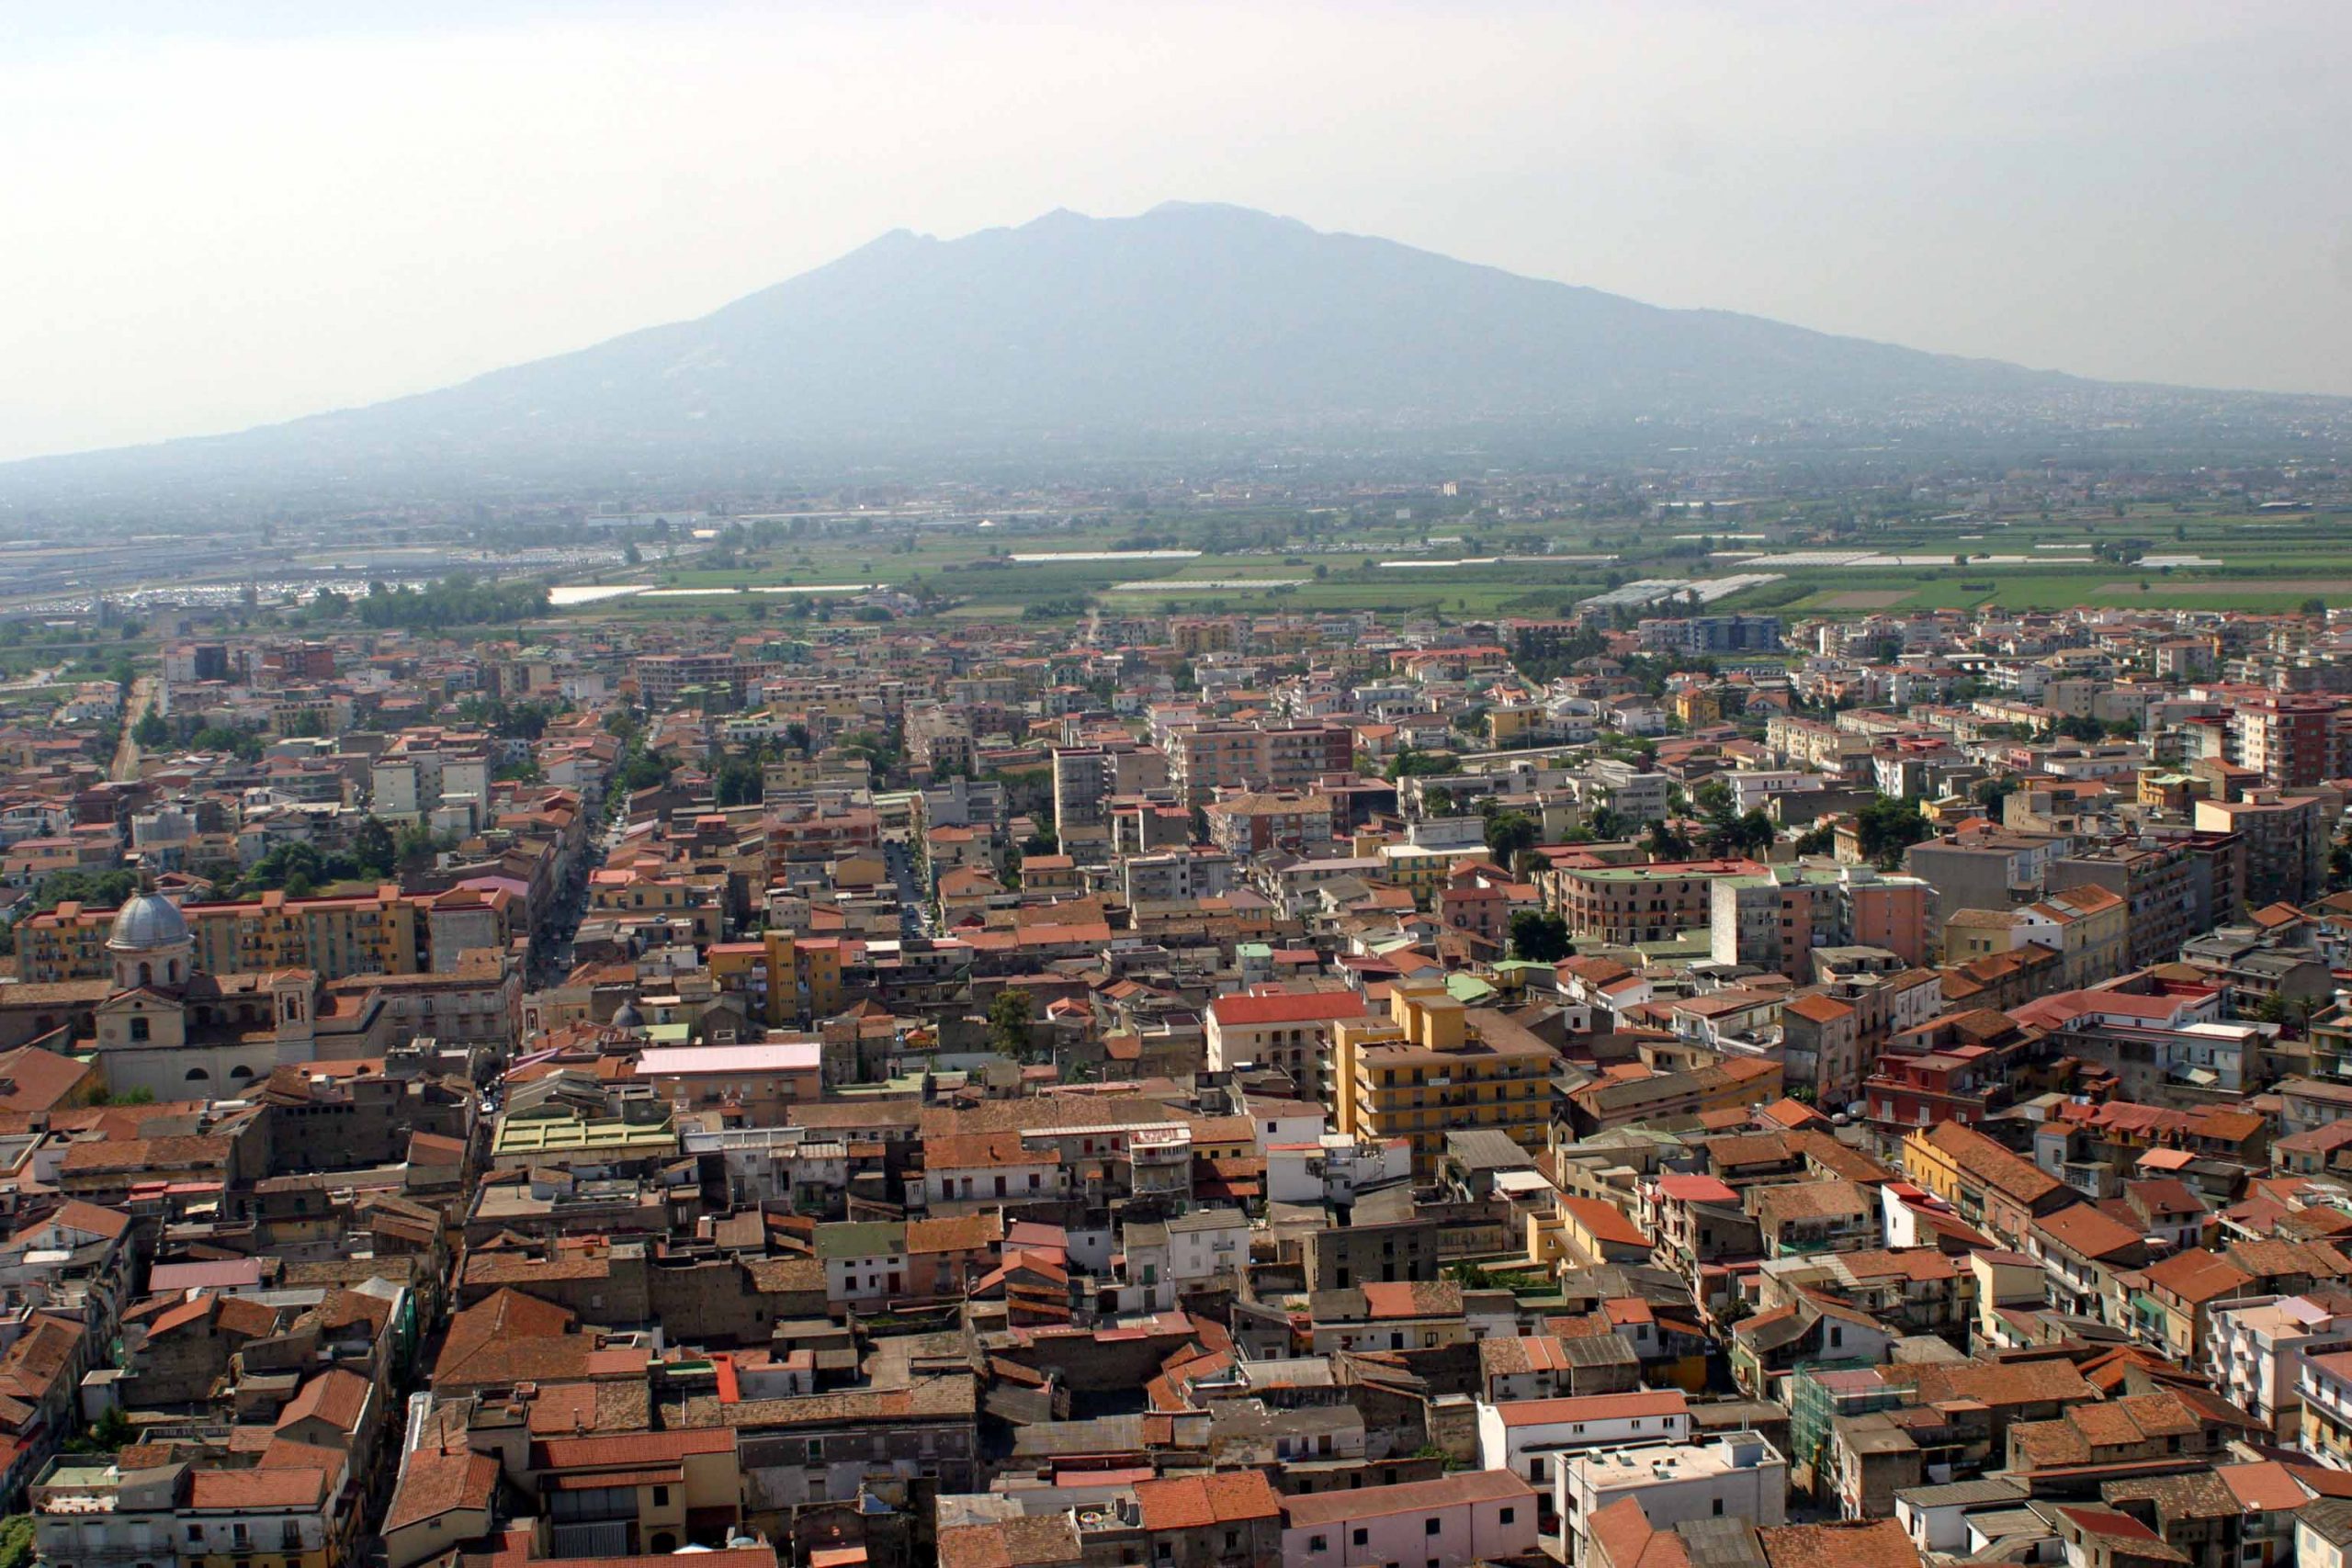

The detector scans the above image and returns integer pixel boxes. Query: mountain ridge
[6,203,2339,502]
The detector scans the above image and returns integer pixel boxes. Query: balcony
[1128,1128,1191,1167]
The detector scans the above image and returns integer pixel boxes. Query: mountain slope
[6,202,2318,500]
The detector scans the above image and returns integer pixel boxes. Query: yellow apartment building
[20,888,422,983]
[1332,978,1555,1179]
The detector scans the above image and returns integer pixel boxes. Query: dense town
[6,573,2352,1568]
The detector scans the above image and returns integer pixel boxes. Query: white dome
[107,893,192,953]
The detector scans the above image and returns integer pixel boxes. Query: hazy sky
[5,1,2348,463]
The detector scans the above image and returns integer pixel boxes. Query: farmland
[542,502,2352,624]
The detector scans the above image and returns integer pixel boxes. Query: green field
[545,502,2352,623]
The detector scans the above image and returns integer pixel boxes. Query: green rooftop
[812,1221,907,1259]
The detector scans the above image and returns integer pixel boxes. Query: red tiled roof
[1208,992,1369,1028]
[1132,1470,1281,1530]
[1490,1389,1689,1427]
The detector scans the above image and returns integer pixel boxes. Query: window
[652,1486,670,1506]
[1310,1538,1328,1553]
[1425,1518,1442,1536]
[1500,1508,1515,1527]
[1713,1499,1724,1517]
[1351,1529,1369,1547]
[130,1016,150,1043]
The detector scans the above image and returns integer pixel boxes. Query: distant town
[2,457,2352,1568]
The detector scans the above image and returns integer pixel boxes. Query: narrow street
[109,672,158,780]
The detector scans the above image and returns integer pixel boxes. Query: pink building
[1280,1470,1540,1568]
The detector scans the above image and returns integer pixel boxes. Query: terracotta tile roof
[1883,1356,2092,1410]
[2033,1203,2147,1262]
[531,1427,734,1472]
[1918,1122,2063,1205]
[1132,1470,1280,1531]
[434,1289,596,1391]
[1589,1496,1694,1568]
[1490,1389,1689,1427]
[1279,1467,1533,1527]
[277,1369,371,1434]
[1758,1519,1922,1568]
[1359,1280,1464,1320]
[184,1466,330,1510]
[908,1212,1005,1255]
[1559,1196,1652,1248]
[936,1516,1083,1568]
[2143,1247,2257,1307]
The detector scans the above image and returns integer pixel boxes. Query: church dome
[107,892,192,953]
[611,1000,646,1032]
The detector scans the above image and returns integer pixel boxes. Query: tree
[1647,819,1694,861]
[30,867,138,914]
[131,708,168,749]
[986,988,1035,1058]
[1385,746,1453,781]
[2054,715,2107,743]
[615,748,676,795]
[0,1510,34,1568]
[395,822,443,871]
[2303,597,2329,618]
[622,540,643,566]
[1973,775,2019,817]
[64,1405,134,1455]
[352,817,398,878]
[1724,809,1776,857]
[1485,810,1539,867]
[1509,909,1573,964]
[712,755,764,808]
[1855,795,1930,869]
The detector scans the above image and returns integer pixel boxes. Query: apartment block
[1331,978,1555,1179]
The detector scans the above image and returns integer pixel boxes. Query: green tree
[1508,909,1573,964]
[1856,795,1930,869]
[2054,715,2107,743]
[1973,775,2019,817]
[1385,746,1453,781]
[1485,810,1539,867]
[0,1512,30,1568]
[64,1405,134,1455]
[352,817,398,878]
[30,867,139,914]
[986,988,1035,1058]
[713,755,765,808]
[131,708,168,749]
